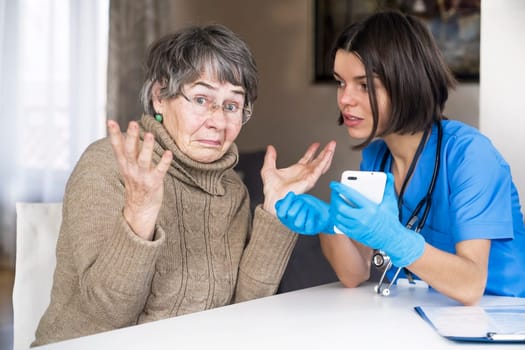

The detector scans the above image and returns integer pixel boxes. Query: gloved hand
[329,173,425,267]
[275,192,334,235]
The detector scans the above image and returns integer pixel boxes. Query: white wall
[480,0,525,205]
[168,0,480,201]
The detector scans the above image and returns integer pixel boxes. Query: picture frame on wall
[314,0,481,83]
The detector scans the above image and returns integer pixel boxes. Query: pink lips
[198,139,221,147]
[342,113,363,128]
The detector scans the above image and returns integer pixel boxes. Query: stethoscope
[374,122,443,296]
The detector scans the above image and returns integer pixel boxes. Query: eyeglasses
[179,91,253,125]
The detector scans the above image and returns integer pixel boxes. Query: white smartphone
[340,170,387,204]
[334,170,387,234]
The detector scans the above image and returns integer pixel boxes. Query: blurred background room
[1,1,524,349]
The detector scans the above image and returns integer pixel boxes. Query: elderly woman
[32,24,335,346]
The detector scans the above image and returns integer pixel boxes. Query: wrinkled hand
[107,120,173,240]
[261,141,336,215]
[330,173,425,267]
[275,192,334,235]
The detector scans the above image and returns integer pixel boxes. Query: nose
[209,102,222,114]
[205,104,228,128]
[338,86,358,107]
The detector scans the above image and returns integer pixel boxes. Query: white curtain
[0,0,109,268]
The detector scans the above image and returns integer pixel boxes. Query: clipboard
[414,304,525,343]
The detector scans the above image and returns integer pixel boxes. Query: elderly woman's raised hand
[107,120,173,240]
[260,141,336,216]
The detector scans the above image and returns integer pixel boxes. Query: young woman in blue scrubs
[275,10,525,305]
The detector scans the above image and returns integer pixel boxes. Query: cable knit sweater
[32,115,297,346]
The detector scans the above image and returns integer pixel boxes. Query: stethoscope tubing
[375,122,443,295]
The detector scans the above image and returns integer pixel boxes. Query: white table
[39,281,524,349]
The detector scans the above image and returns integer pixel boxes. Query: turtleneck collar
[138,114,239,196]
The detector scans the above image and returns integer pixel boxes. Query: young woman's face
[153,73,246,163]
[333,50,390,140]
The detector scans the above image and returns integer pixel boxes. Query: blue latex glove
[329,173,425,267]
[275,192,335,235]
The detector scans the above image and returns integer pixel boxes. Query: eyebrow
[333,71,381,84]
[333,72,368,81]
[191,81,246,97]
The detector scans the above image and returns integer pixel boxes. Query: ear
[151,81,164,114]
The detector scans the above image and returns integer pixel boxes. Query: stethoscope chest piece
[372,250,389,268]
[373,249,395,295]
[374,257,402,296]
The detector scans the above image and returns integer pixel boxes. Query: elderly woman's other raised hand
[261,141,336,216]
[107,120,173,240]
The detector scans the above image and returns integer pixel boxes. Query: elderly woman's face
[154,73,245,163]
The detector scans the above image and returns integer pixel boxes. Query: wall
[480,0,525,205]
[168,0,480,201]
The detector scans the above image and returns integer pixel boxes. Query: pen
[487,332,525,341]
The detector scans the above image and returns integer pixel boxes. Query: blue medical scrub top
[361,120,525,297]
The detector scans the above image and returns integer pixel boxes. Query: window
[0,0,109,266]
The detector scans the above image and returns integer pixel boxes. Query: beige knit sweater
[32,115,297,346]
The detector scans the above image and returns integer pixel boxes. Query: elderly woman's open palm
[107,120,173,240]
[261,141,336,215]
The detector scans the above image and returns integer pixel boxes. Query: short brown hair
[331,10,456,149]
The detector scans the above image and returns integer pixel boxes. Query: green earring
[154,113,163,123]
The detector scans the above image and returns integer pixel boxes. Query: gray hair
[140,24,258,119]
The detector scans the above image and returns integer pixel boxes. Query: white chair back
[13,202,62,350]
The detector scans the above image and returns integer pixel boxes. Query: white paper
[417,304,525,339]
